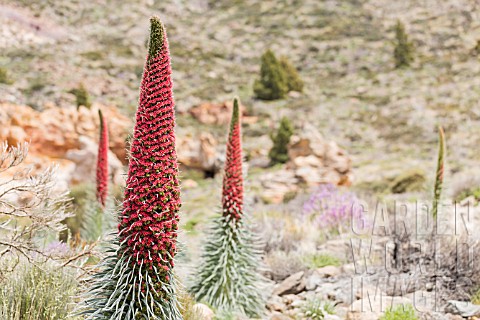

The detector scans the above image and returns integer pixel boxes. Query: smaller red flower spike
[222,98,244,221]
[96,109,109,207]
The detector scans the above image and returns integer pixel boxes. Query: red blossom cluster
[221,99,244,221]
[118,17,180,282]
[96,110,109,207]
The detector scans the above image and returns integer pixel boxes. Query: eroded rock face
[287,124,352,187]
[188,100,256,125]
[66,136,124,186]
[176,131,221,174]
[0,103,131,189]
[0,103,132,163]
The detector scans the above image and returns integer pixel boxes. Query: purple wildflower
[303,184,368,233]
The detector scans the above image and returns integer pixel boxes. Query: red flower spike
[118,16,180,283]
[222,98,244,221]
[96,109,109,207]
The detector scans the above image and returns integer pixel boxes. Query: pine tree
[394,20,414,68]
[432,126,446,218]
[253,50,288,100]
[269,117,294,165]
[279,56,303,93]
[79,17,182,320]
[190,98,264,317]
[96,110,109,207]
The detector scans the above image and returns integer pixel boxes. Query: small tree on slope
[269,116,294,165]
[254,50,288,100]
[190,98,265,317]
[394,20,414,69]
[79,17,182,320]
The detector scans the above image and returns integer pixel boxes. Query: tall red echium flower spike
[79,17,181,319]
[222,99,244,221]
[119,16,180,285]
[96,109,109,207]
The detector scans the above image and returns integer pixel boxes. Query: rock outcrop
[188,100,256,125]
[0,103,131,189]
[287,123,352,187]
[258,124,353,203]
[176,131,221,175]
[0,103,132,163]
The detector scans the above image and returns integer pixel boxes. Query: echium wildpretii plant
[190,99,265,317]
[432,126,446,218]
[96,109,109,207]
[79,17,182,320]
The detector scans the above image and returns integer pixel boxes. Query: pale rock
[447,314,464,320]
[182,179,199,189]
[287,123,352,187]
[282,294,303,307]
[273,271,306,296]
[188,100,256,125]
[192,303,214,320]
[305,271,323,291]
[324,315,342,320]
[5,125,27,146]
[177,132,220,174]
[270,313,293,320]
[259,169,299,203]
[341,263,357,275]
[66,136,124,186]
[315,265,342,278]
[267,295,286,312]
[445,300,480,317]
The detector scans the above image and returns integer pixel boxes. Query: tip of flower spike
[98,109,104,130]
[233,98,239,121]
[229,98,240,134]
[438,125,444,138]
[438,125,446,151]
[148,16,165,62]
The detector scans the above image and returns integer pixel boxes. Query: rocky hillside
[1,0,480,193]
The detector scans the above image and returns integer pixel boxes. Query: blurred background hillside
[2,0,480,193]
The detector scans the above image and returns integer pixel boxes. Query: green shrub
[0,67,12,84]
[0,261,80,320]
[302,299,335,320]
[269,117,294,165]
[27,76,47,93]
[279,56,303,92]
[473,40,480,56]
[455,186,480,203]
[253,50,288,100]
[380,304,418,320]
[393,20,414,68]
[70,83,92,109]
[304,254,342,269]
[390,169,426,194]
[471,288,480,305]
